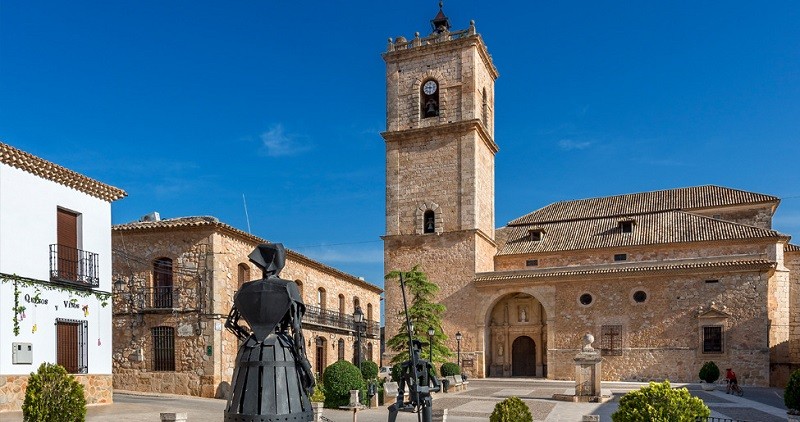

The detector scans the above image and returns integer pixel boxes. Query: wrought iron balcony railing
[49,244,99,288]
[304,304,379,338]
[146,286,175,309]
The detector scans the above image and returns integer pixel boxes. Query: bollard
[160,413,187,422]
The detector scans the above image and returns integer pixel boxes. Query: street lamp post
[455,331,462,368]
[427,327,435,362]
[353,306,364,369]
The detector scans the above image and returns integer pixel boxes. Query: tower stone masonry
[382,8,498,375]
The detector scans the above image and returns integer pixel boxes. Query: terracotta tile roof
[112,216,383,293]
[498,210,784,255]
[475,259,775,283]
[0,141,126,202]
[786,244,800,252]
[509,185,778,226]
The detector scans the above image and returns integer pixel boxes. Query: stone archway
[485,292,548,377]
[512,336,536,376]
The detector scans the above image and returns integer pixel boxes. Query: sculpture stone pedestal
[574,351,602,400]
[552,333,611,403]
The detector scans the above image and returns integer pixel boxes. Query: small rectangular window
[601,325,622,356]
[702,326,723,353]
[614,254,627,261]
[705,279,719,284]
[620,221,633,233]
[152,326,176,371]
[712,214,722,220]
[529,230,543,241]
[525,259,538,267]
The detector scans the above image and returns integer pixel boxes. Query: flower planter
[311,402,323,422]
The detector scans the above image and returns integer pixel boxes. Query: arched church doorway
[512,336,536,376]
[486,292,547,377]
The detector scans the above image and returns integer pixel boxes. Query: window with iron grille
[702,326,723,354]
[337,339,345,361]
[601,325,622,356]
[56,319,88,374]
[152,326,176,371]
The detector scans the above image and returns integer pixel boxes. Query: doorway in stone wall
[315,337,327,377]
[512,336,536,376]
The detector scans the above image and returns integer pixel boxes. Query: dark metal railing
[304,304,379,337]
[49,244,99,288]
[695,417,752,422]
[145,286,175,309]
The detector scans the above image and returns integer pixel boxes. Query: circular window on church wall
[633,290,647,303]
[578,293,593,306]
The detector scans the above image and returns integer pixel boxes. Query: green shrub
[440,362,461,377]
[489,396,532,422]
[360,361,379,380]
[310,384,325,403]
[22,362,87,422]
[785,369,800,412]
[698,361,720,383]
[391,362,404,382]
[611,380,710,422]
[322,360,366,408]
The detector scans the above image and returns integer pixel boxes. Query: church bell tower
[381,4,499,372]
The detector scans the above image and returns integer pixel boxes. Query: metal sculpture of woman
[224,243,314,421]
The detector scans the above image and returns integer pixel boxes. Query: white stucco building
[0,141,126,411]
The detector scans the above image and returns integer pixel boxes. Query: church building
[381,6,799,387]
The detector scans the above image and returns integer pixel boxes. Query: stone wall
[0,374,112,412]
[543,269,772,385]
[112,223,382,398]
[692,206,775,230]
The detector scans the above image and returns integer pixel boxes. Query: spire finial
[431,1,451,34]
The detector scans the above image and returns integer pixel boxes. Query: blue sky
[2,1,800,297]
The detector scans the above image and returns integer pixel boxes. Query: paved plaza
[0,378,790,421]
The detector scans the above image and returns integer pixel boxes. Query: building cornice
[381,119,498,154]
[475,258,776,288]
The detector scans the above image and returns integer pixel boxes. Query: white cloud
[558,139,593,150]
[260,124,309,157]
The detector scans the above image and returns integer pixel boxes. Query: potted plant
[310,386,325,422]
[785,369,800,420]
[698,361,720,391]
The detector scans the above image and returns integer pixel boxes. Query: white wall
[0,163,113,375]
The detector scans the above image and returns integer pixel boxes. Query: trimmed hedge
[611,380,710,422]
[440,362,461,377]
[698,361,720,383]
[785,369,800,412]
[489,396,532,422]
[360,361,379,380]
[22,362,87,422]
[322,360,366,408]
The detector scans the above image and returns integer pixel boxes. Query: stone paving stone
[692,391,735,403]
[492,388,535,397]
[709,406,785,422]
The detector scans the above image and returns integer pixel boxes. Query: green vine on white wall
[3,273,112,337]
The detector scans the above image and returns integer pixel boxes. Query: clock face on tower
[423,80,438,95]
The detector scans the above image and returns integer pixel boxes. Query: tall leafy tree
[386,266,452,366]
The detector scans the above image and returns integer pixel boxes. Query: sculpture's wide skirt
[225,334,313,422]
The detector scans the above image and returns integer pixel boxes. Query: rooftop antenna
[242,194,252,233]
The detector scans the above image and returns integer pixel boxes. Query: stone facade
[0,374,112,412]
[112,216,382,398]
[381,7,797,387]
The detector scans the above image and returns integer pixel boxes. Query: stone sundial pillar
[574,333,602,398]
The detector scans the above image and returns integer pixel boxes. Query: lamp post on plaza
[455,331,462,368]
[427,326,435,362]
[353,306,364,369]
